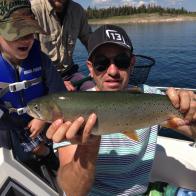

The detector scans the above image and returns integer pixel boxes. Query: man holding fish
[29,25,196,195]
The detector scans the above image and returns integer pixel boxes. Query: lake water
[73,21,196,89]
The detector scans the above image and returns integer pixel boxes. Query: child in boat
[0,0,65,170]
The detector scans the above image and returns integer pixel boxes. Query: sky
[74,0,196,12]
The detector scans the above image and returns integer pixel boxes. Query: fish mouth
[26,106,43,120]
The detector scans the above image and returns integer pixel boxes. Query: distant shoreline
[88,14,196,25]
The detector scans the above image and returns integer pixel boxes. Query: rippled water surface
[73,21,196,89]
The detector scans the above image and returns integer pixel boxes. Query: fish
[27,91,183,141]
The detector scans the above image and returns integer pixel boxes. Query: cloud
[168,0,183,4]
[91,0,145,8]
[121,0,147,7]
[137,0,158,6]
[91,0,115,7]
[93,0,111,3]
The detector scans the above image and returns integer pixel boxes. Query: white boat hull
[0,148,59,196]
[150,136,196,191]
[0,136,195,194]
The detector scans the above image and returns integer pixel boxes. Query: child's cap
[0,0,46,41]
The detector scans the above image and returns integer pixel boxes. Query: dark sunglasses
[93,53,132,72]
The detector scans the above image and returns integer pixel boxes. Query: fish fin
[123,130,139,141]
[160,117,180,129]
[127,86,143,94]
[161,119,196,138]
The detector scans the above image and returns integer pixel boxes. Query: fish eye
[33,104,40,111]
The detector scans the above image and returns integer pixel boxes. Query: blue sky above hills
[75,0,196,12]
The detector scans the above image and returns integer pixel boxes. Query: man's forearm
[57,137,101,196]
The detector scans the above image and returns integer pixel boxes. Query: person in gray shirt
[31,0,95,91]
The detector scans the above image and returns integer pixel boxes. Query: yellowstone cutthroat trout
[27,91,183,141]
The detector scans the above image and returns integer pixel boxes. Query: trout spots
[116,122,120,126]
[113,107,117,111]
[51,108,63,121]
[27,91,181,134]
[94,105,99,110]
[159,109,164,113]
[110,103,117,111]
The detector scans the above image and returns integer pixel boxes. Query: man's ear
[86,61,94,78]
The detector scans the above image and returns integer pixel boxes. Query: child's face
[0,34,34,64]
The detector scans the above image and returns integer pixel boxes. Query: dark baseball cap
[0,0,46,41]
[88,25,133,59]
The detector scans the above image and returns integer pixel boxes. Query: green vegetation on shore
[88,13,196,25]
[87,5,195,19]
[86,5,196,24]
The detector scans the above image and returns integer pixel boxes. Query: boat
[0,54,195,194]
[151,136,196,191]
[0,147,60,196]
[0,133,196,195]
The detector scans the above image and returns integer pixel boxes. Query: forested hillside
[86,5,195,19]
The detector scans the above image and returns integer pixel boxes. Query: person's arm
[166,87,196,139]
[78,6,92,49]
[30,0,42,23]
[57,139,100,196]
[46,113,100,196]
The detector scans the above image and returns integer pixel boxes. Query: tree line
[86,5,193,19]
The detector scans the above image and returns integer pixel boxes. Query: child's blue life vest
[0,40,46,116]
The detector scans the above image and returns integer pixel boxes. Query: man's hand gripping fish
[27,91,184,141]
